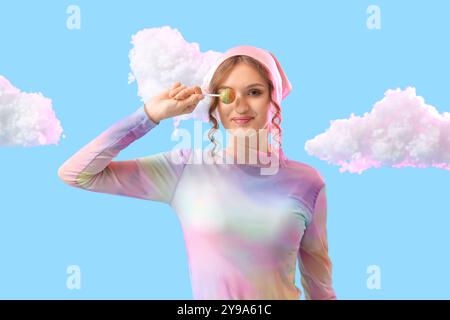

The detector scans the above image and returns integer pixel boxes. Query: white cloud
[0,75,63,147]
[128,25,222,133]
[305,87,450,174]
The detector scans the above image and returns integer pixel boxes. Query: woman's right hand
[144,82,205,124]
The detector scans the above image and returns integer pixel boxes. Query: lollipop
[203,88,236,104]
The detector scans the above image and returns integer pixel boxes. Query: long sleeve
[57,105,190,204]
[298,185,337,300]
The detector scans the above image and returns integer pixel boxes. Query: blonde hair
[207,55,282,157]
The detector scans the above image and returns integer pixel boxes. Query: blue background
[0,0,449,299]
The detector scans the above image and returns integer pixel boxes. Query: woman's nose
[234,94,250,113]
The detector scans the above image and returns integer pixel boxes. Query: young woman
[58,45,337,300]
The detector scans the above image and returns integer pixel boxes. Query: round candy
[218,88,236,104]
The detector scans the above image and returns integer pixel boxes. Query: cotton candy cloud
[305,87,450,174]
[128,25,222,132]
[0,75,63,147]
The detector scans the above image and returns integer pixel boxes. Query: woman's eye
[249,89,261,96]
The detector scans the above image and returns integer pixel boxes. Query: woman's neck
[224,133,274,165]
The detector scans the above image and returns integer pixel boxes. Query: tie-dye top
[57,106,337,300]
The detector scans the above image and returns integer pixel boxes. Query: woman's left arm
[297,185,337,300]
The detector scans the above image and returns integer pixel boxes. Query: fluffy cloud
[0,75,63,147]
[305,87,450,174]
[128,25,222,134]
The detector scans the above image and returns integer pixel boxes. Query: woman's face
[216,63,271,133]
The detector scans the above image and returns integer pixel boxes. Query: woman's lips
[232,118,254,125]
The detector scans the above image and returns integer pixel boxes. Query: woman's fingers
[180,93,204,114]
[174,86,200,100]
[168,83,203,101]
[172,82,181,89]
[173,87,191,99]
[169,83,186,98]
[193,86,203,95]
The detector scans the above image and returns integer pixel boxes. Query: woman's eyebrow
[218,83,265,90]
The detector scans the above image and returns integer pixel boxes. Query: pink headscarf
[200,45,292,122]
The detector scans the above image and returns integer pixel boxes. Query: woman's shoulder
[284,158,326,189]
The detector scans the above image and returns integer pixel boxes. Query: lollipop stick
[204,93,221,97]
[202,88,236,104]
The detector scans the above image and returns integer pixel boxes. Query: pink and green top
[58,106,336,300]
